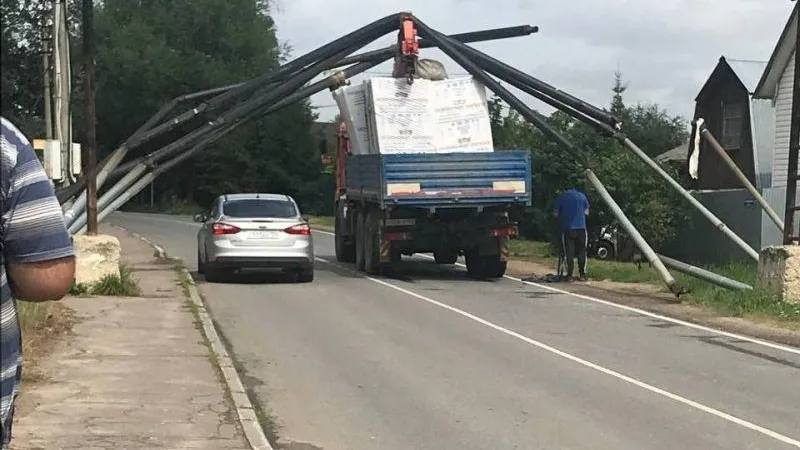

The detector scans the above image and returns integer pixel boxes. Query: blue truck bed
[344,151,532,208]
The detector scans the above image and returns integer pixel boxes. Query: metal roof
[725,58,769,93]
[656,142,689,163]
[754,3,798,98]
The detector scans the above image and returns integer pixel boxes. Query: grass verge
[509,239,800,326]
[307,215,334,229]
[17,301,76,383]
[176,269,281,446]
[70,265,141,296]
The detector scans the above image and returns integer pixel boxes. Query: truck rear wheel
[355,210,366,272]
[465,253,506,280]
[490,260,508,278]
[335,202,356,263]
[364,210,383,275]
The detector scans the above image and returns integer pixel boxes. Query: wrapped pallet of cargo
[332,76,532,280]
[366,77,435,154]
[331,83,372,155]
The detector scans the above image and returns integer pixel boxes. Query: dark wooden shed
[688,57,770,190]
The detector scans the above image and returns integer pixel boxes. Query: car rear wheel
[204,267,224,283]
[197,249,206,274]
[297,267,314,283]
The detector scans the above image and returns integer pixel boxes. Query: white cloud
[271,0,794,124]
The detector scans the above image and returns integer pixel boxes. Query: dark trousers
[561,228,587,278]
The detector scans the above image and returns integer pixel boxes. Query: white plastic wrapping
[366,77,436,154]
[331,83,371,155]
[333,75,495,155]
[432,77,494,153]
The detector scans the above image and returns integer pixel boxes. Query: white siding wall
[761,186,800,247]
[771,50,796,187]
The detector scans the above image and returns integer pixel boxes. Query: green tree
[1,0,48,134]
[487,72,690,249]
[92,0,323,211]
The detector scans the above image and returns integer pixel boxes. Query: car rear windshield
[222,199,297,218]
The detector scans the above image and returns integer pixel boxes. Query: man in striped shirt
[1,117,75,449]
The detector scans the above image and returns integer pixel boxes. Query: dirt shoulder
[15,296,79,418]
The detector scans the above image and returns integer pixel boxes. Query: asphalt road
[110,212,800,450]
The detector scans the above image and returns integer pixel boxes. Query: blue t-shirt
[555,189,589,231]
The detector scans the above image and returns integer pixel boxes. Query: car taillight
[284,223,311,236]
[213,223,240,235]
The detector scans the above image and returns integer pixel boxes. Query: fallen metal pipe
[76,125,237,234]
[656,254,753,291]
[697,122,785,232]
[115,38,374,175]
[336,25,539,67]
[459,45,614,137]
[434,35,619,130]
[586,169,683,297]
[620,137,760,262]
[68,22,540,207]
[86,61,385,230]
[433,31,761,264]
[413,18,589,167]
[204,13,400,116]
[68,164,147,233]
[59,16,398,207]
[58,82,246,207]
[84,60,386,223]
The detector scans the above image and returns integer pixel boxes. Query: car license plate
[250,230,279,240]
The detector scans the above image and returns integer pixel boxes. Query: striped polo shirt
[0,117,74,448]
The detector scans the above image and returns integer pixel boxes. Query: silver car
[194,193,314,282]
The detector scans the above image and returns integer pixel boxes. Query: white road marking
[314,255,800,448]
[311,228,800,356]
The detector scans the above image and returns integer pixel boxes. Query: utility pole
[82,0,98,235]
[43,38,53,140]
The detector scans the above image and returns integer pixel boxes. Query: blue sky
[271,0,794,126]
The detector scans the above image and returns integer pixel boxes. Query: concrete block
[757,245,800,302]
[73,234,121,285]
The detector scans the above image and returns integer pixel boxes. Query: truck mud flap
[380,239,392,263]
[498,236,510,261]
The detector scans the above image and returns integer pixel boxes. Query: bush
[70,266,140,297]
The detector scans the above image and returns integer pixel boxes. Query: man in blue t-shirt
[554,188,590,281]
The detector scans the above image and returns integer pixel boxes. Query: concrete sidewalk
[10,225,249,449]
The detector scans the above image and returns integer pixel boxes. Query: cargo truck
[332,122,532,279]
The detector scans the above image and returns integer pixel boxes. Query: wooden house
[688,57,773,190]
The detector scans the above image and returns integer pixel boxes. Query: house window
[721,102,745,150]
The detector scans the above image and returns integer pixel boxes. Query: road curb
[125,229,274,450]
